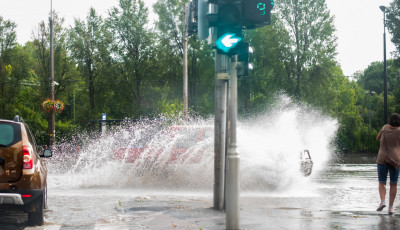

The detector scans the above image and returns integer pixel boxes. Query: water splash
[239,95,338,194]
[48,95,338,194]
[48,118,215,190]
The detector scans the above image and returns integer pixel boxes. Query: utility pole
[214,52,229,210]
[380,5,388,124]
[183,3,189,121]
[49,0,55,146]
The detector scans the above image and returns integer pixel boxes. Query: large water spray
[239,95,338,194]
[48,96,338,194]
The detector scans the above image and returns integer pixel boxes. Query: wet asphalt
[1,156,397,229]
[1,192,399,229]
[116,196,400,230]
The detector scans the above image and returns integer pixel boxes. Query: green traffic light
[216,33,242,53]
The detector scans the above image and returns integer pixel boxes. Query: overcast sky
[0,0,396,76]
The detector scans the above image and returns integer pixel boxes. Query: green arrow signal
[216,33,242,53]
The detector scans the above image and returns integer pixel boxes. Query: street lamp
[49,0,55,146]
[380,5,388,124]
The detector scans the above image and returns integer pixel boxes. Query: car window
[0,123,21,147]
[175,129,198,148]
[115,128,154,148]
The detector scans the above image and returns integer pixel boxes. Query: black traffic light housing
[215,0,243,54]
[242,0,274,28]
[237,42,252,76]
[195,0,274,55]
[217,0,242,27]
[188,1,198,36]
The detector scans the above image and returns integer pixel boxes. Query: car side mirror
[42,149,52,158]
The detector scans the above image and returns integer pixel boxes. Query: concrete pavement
[118,196,400,230]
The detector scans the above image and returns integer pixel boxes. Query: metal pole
[381,6,388,124]
[214,55,222,209]
[183,3,189,121]
[369,89,372,131]
[101,113,107,136]
[214,52,228,210]
[49,0,55,146]
[73,89,76,122]
[219,79,227,210]
[211,2,228,210]
[226,56,240,230]
[383,12,388,124]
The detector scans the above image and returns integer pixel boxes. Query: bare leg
[379,183,387,201]
[389,183,397,207]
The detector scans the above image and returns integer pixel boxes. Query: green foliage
[55,120,77,142]
[68,7,109,118]
[387,0,400,57]
[0,0,398,154]
[159,99,183,118]
[276,0,337,101]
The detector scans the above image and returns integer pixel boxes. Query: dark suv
[0,116,52,226]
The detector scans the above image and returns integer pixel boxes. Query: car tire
[27,193,44,226]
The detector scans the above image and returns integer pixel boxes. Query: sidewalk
[120,196,400,230]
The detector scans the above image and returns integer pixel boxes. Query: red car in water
[164,125,213,164]
[113,125,213,165]
[113,128,151,164]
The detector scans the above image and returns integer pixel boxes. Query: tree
[239,16,292,113]
[30,12,79,142]
[387,0,400,57]
[276,0,337,101]
[31,12,77,105]
[0,16,16,55]
[68,8,111,118]
[153,0,185,57]
[107,0,155,117]
[0,16,17,118]
[153,0,215,116]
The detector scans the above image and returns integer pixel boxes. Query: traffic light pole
[49,0,55,146]
[198,0,274,228]
[183,3,189,121]
[226,55,240,230]
[214,52,228,210]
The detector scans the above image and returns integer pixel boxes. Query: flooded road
[1,159,386,230]
[0,103,388,229]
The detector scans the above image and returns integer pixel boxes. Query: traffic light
[242,0,274,28]
[215,0,243,54]
[198,0,210,40]
[216,28,242,54]
[237,42,253,77]
[188,1,197,36]
[196,0,273,54]
[217,0,241,27]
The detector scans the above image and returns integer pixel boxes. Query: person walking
[376,113,400,215]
